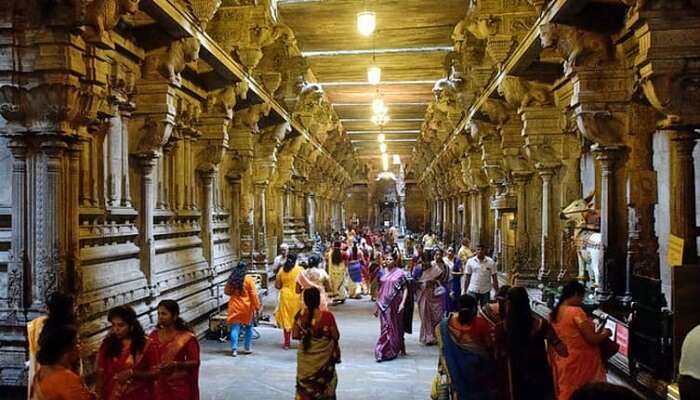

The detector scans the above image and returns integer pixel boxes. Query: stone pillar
[399,196,407,235]
[253,182,268,267]
[138,157,158,296]
[538,168,555,277]
[199,168,216,268]
[668,129,699,264]
[592,145,625,301]
[306,192,316,237]
[7,141,28,312]
[513,173,532,256]
[227,176,242,260]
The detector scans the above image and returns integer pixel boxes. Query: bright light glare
[380,143,387,153]
[357,12,376,36]
[381,153,389,171]
[372,97,385,114]
[371,113,390,126]
[377,133,385,143]
[367,65,381,85]
[393,154,401,164]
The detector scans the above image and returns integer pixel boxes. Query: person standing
[27,292,79,399]
[224,261,261,356]
[272,243,290,275]
[550,280,611,400]
[149,300,200,400]
[296,254,331,311]
[96,306,158,400]
[495,287,567,400]
[443,246,463,311]
[415,251,445,345]
[374,251,410,362]
[276,254,303,350]
[293,288,341,400]
[463,245,499,306]
[327,243,348,304]
[679,324,700,398]
[457,238,474,266]
[30,325,95,400]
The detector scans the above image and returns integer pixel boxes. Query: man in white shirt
[462,245,499,306]
[680,324,700,398]
[272,243,289,275]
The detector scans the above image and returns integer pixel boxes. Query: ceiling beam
[302,46,453,57]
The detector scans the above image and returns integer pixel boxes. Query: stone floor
[199,294,437,400]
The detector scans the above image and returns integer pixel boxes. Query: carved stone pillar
[592,145,625,301]
[253,182,268,267]
[668,129,700,264]
[227,176,242,260]
[7,140,28,313]
[199,168,216,269]
[138,157,158,296]
[537,168,556,277]
[513,172,532,257]
[399,196,407,236]
[306,192,316,237]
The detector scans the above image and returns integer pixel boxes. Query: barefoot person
[224,261,261,356]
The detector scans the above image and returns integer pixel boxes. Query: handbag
[600,338,620,361]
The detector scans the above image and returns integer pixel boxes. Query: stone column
[668,129,700,264]
[399,196,407,235]
[7,140,28,312]
[253,182,268,267]
[538,168,555,277]
[513,173,532,256]
[592,145,625,301]
[306,192,316,237]
[227,176,242,260]
[138,157,158,296]
[199,168,216,268]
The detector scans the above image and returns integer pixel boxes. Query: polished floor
[199,293,436,400]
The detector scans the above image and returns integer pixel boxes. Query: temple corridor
[199,297,435,400]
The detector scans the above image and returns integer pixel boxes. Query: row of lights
[357,8,397,173]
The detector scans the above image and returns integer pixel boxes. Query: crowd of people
[24,227,697,400]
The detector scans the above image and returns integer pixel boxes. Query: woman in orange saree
[150,300,201,400]
[31,325,95,400]
[96,306,158,400]
[550,281,611,400]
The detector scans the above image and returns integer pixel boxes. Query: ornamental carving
[233,103,271,132]
[142,37,201,86]
[498,76,553,109]
[539,23,613,75]
[84,0,140,43]
[207,81,249,117]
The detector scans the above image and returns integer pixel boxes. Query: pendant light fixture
[357,11,376,37]
[380,143,387,153]
[367,64,381,85]
[377,133,385,143]
[381,152,389,171]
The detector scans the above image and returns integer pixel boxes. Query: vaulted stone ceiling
[277,0,467,168]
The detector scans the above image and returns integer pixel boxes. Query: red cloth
[149,330,200,400]
[97,337,158,400]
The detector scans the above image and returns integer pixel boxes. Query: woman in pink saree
[149,300,200,400]
[415,251,445,345]
[296,254,332,310]
[375,249,412,362]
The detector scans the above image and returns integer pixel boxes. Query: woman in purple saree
[374,250,412,362]
[415,251,445,345]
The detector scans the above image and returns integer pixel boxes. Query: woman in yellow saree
[293,288,341,400]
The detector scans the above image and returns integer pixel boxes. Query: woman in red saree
[96,306,157,400]
[150,300,201,400]
[293,288,341,400]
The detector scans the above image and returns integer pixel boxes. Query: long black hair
[157,299,192,332]
[307,254,321,269]
[103,305,147,359]
[39,292,77,350]
[550,280,585,322]
[504,287,533,351]
[37,324,78,365]
[227,261,248,293]
[331,243,342,265]
[495,284,511,321]
[302,287,321,352]
[457,294,478,325]
[283,253,297,273]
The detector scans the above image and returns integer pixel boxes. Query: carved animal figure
[207,81,248,116]
[498,76,553,108]
[143,37,201,85]
[234,103,271,131]
[538,23,612,73]
[561,198,603,291]
[86,0,140,37]
[464,13,496,40]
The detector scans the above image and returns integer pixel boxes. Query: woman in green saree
[293,288,341,400]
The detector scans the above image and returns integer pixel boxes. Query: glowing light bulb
[371,113,390,126]
[367,65,381,85]
[380,143,387,153]
[357,11,376,36]
[377,133,385,143]
[393,154,401,164]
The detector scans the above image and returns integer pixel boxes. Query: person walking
[463,245,499,306]
[296,254,331,310]
[374,250,411,362]
[328,243,348,305]
[293,288,341,400]
[224,261,261,356]
[415,251,445,345]
[550,280,611,400]
[276,254,304,350]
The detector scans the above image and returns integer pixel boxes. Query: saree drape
[149,330,200,400]
[97,337,157,400]
[294,311,341,400]
[416,265,445,344]
[375,268,411,361]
